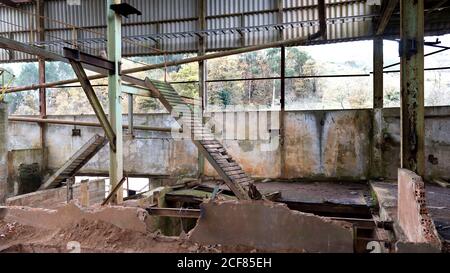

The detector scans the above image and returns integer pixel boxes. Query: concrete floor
[199,180,373,218]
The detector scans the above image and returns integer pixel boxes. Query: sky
[299,34,450,71]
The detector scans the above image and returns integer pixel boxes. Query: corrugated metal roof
[0,0,447,63]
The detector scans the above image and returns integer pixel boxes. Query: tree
[170,62,199,98]
[7,63,39,114]
[218,88,232,108]
[285,47,311,77]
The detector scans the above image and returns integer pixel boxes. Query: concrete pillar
[0,102,8,204]
[79,180,89,207]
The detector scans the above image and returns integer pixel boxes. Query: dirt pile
[0,203,224,253]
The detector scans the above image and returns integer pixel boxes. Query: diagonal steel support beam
[376,0,399,35]
[0,0,19,7]
[66,59,117,152]
[0,36,154,95]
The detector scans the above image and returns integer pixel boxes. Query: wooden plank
[222,166,241,171]
[225,170,246,176]
[229,173,247,180]
[202,143,222,147]
[212,154,232,160]
[216,161,238,167]
[207,148,226,153]
[233,177,253,184]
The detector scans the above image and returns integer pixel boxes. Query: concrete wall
[8,114,198,177]
[5,179,105,209]
[0,102,8,204]
[382,107,450,179]
[204,110,371,180]
[6,106,450,181]
[7,148,45,196]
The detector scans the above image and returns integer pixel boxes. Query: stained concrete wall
[204,109,371,180]
[0,102,8,204]
[5,179,105,209]
[382,107,450,179]
[6,107,450,181]
[7,148,45,196]
[8,114,198,177]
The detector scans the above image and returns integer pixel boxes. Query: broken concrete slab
[370,181,398,223]
[188,200,354,253]
[5,179,105,209]
[0,203,151,233]
[398,169,441,248]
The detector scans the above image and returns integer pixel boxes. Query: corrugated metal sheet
[1,0,378,62]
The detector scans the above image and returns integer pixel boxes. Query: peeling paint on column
[400,0,425,176]
[0,102,8,204]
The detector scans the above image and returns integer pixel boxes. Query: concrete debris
[0,202,151,233]
[188,200,354,253]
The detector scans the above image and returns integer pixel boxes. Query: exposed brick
[398,168,441,248]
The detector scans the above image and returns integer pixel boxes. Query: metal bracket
[72,128,81,137]
[424,38,441,46]
[399,38,418,59]
[110,3,142,18]
[63,47,115,74]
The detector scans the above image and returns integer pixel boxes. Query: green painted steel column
[400,0,425,177]
[107,0,123,203]
[0,102,8,204]
[197,0,206,178]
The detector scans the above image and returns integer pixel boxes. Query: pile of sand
[0,209,224,253]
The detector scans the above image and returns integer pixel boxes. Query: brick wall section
[5,179,105,209]
[398,169,441,246]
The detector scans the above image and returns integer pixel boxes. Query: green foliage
[385,87,400,103]
[285,47,311,77]
[170,62,199,98]
[218,88,232,107]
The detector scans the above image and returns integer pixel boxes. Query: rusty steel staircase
[146,79,262,200]
[40,134,108,190]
